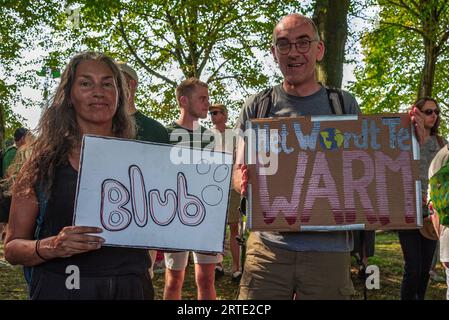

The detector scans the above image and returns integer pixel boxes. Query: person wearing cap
[2,127,28,176]
[118,62,169,143]
[209,104,242,283]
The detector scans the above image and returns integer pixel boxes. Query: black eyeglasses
[423,109,440,116]
[209,111,223,116]
[275,39,318,55]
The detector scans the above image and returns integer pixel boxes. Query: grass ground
[0,231,447,300]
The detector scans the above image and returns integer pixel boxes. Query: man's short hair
[14,127,28,142]
[272,14,320,45]
[176,78,208,104]
[209,104,228,115]
[117,62,139,82]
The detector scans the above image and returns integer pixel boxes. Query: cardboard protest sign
[245,114,422,231]
[74,135,232,253]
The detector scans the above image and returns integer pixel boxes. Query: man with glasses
[234,13,427,300]
[232,13,361,300]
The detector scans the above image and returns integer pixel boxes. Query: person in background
[163,77,220,300]
[0,128,29,241]
[0,131,34,242]
[429,243,446,283]
[209,103,242,283]
[117,62,169,143]
[118,62,169,279]
[428,144,449,300]
[2,128,28,176]
[398,96,446,300]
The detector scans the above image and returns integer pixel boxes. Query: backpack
[23,183,49,292]
[429,161,449,227]
[254,86,346,118]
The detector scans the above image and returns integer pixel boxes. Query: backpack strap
[255,86,346,118]
[24,182,48,291]
[34,183,48,240]
[326,87,346,115]
[254,87,274,118]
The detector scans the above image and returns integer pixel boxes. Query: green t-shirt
[166,122,214,150]
[2,145,17,177]
[133,111,169,144]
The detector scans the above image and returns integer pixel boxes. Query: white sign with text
[73,135,232,253]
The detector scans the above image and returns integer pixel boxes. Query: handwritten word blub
[74,136,233,253]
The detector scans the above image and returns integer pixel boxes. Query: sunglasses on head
[423,109,440,116]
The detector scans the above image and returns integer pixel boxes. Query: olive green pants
[238,233,355,300]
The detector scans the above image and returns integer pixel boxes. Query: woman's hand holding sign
[39,226,104,260]
[409,106,426,145]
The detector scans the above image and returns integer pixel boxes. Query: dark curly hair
[14,52,135,198]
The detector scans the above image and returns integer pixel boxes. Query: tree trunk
[418,2,438,98]
[418,42,437,98]
[313,0,350,88]
[0,103,4,148]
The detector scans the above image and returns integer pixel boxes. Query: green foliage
[0,79,25,143]
[1,232,447,300]
[0,0,64,145]
[348,0,449,135]
[54,0,297,122]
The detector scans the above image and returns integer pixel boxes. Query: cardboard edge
[220,165,233,254]
[245,120,254,165]
[299,224,365,231]
[416,180,423,227]
[247,184,252,230]
[100,243,223,254]
[311,114,359,122]
[72,135,88,227]
[411,122,420,161]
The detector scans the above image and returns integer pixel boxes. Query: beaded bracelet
[35,239,48,262]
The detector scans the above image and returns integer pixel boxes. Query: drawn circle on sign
[213,165,229,182]
[201,185,223,206]
[109,188,121,203]
[110,211,123,225]
[196,159,211,175]
[186,203,200,217]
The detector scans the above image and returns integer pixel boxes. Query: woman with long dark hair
[398,96,446,300]
[4,52,153,300]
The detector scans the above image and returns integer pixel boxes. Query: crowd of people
[0,13,448,300]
